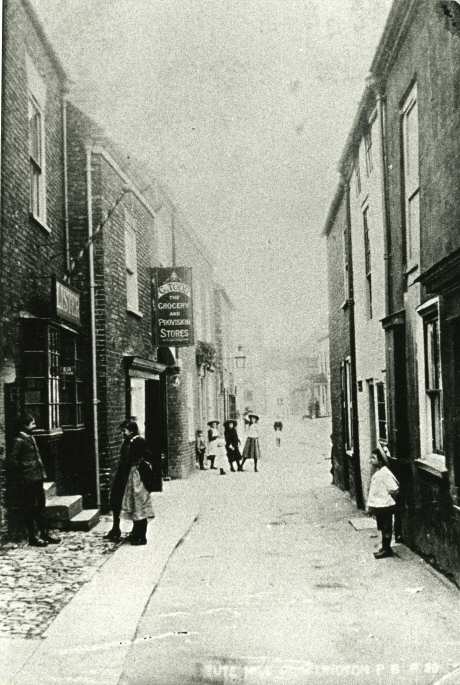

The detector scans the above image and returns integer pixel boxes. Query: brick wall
[326,195,352,495]
[66,104,160,506]
[0,0,68,533]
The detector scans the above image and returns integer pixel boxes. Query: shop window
[22,321,84,432]
[59,333,85,428]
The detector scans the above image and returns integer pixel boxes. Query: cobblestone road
[0,521,118,639]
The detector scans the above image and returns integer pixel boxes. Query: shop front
[17,281,90,498]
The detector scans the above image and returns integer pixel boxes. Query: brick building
[0,1,236,537]
[0,0,92,532]
[324,0,460,580]
[66,103,167,508]
[153,183,220,478]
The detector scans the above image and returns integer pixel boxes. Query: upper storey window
[125,218,139,313]
[401,83,420,270]
[26,56,47,226]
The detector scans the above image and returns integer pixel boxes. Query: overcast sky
[31,0,393,351]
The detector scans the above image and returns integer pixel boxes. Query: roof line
[322,176,345,237]
[21,0,69,84]
[322,0,419,238]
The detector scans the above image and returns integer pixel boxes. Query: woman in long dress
[224,419,242,472]
[120,420,155,545]
[241,413,261,472]
[207,420,220,470]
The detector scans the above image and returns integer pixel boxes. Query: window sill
[61,425,86,432]
[404,263,419,277]
[33,428,64,438]
[30,213,51,233]
[414,458,447,479]
[127,308,143,319]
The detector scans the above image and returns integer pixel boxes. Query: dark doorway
[145,379,165,491]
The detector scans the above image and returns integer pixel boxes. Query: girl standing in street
[8,413,61,547]
[207,420,220,470]
[224,419,242,472]
[367,448,399,559]
[241,413,261,472]
[119,420,155,545]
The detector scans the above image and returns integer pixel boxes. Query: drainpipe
[85,145,101,507]
[62,90,70,272]
[344,176,364,510]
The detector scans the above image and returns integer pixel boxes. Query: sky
[31,0,393,351]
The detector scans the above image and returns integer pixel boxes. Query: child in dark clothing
[195,429,206,470]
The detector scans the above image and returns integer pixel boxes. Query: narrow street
[120,419,460,685]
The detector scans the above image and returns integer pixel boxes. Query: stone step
[45,495,83,524]
[43,481,57,499]
[68,509,101,532]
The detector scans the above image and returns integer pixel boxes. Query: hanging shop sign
[53,278,81,327]
[153,267,194,347]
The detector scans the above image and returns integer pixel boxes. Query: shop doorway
[145,379,165,491]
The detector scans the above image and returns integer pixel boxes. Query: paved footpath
[0,478,200,685]
[120,419,460,685]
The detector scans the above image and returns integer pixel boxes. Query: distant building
[233,345,265,419]
[214,285,236,422]
[265,369,291,419]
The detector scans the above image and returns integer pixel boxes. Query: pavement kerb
[349,515,460,594]
[4,478,201,685]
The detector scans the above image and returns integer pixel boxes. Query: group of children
[195,412,261,475]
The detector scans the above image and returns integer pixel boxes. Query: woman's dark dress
[224,426,241,463]
[109,436,149,513]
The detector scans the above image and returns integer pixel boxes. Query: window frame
[59,332,85,429]
[354,158,361,197]
[22,322,85,433]
[364,125,373,176]
[342,358,354,452]
[125,219,140,314]
[401,83,420,270]
[416,298,445,469]
[28,93,47,225]
[342,226,350,301]
[362,205,373,319]
[424,316,444,455]
[26,55,47,227]
[375,380,388,444]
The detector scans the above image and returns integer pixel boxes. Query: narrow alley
[119,418,460,685]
